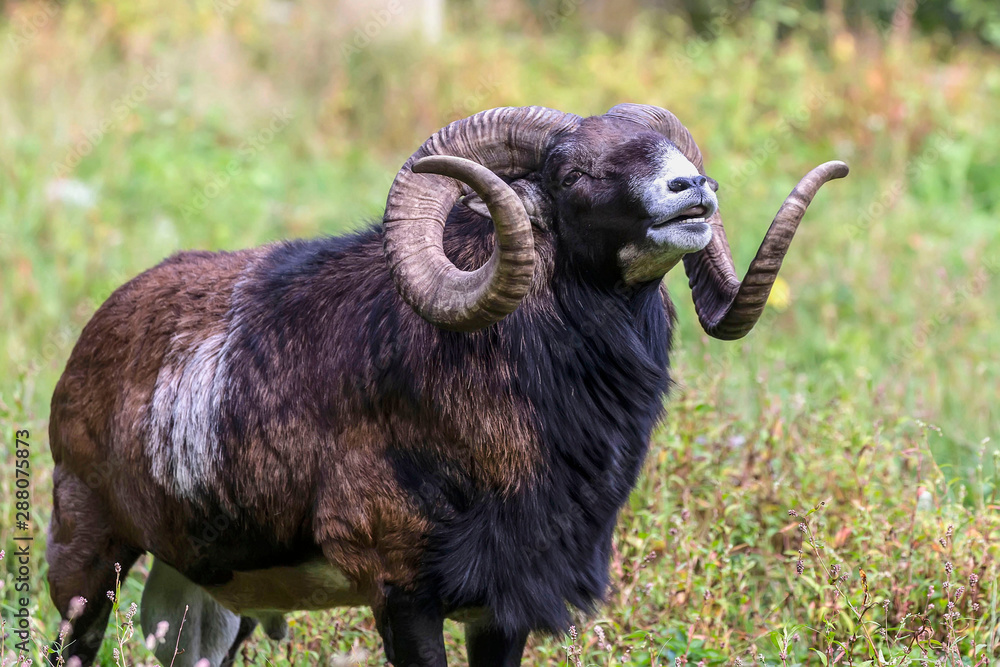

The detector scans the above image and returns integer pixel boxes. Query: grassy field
[1,1,999,665]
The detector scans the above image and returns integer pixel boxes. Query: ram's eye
[561,171,583,188]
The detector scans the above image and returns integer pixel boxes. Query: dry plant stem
[801,519,882,662]
[112,566,123,667]
[989,577,999,661]
[168,605,190,667]
[944,585,958,667]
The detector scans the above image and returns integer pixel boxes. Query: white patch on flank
[149,330,229,501]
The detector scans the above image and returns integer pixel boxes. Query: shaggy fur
[49,205,674,632]
[48,116,708,666]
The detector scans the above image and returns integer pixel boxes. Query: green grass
[1,2,999,665]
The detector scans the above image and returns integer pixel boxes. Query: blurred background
[1,0,999,665]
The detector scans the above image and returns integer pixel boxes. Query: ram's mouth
[650,204,710,229]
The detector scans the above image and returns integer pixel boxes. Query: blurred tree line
[450,0,1000,47]
[0,0,997,50]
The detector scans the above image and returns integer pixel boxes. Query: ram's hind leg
[220,616,257,667]
[46,467,143,666]
[140,558,241,667]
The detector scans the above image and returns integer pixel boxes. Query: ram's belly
[205,559,366,613]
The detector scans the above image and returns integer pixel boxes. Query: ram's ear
[459,192,493,219]
[461,178,553,231]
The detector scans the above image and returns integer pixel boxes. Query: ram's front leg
[375,585,447,667]
[465,622,528,667]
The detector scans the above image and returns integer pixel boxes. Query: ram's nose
[667,175,708,192]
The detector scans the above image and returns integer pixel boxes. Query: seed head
[68,596,87,621]
[594,625,608,651]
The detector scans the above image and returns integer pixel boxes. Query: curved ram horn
[605,103,848,340]
[383,106,581,332]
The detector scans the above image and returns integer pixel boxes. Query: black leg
[220,616,258,667]
[465,623,528,667]
[376,585,447,667]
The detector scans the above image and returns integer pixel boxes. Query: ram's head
[384,105,848,337]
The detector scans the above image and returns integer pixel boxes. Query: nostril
[667,177,695,192]
[668,176,709,192]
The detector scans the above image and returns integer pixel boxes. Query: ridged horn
[384,106,581,332]
[605,103,849,340]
